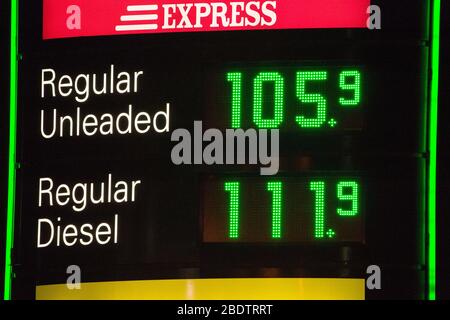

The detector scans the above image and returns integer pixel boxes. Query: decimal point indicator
[326,229,336,238]
[328,118,337,127]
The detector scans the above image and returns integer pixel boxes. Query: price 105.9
[227,70,361,129]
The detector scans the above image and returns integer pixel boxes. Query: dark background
[0,0,448,300]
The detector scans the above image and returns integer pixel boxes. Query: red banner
[43,0,370,40]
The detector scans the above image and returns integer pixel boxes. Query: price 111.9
[203,177,364,243]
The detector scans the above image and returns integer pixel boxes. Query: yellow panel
[36,278,365,300]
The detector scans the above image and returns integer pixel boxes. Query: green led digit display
[267,181,283,238]
[310,181,325,238]
[337,181,359,216]
[225,181,240,239]
[225,67,362,131]
[204,177,363,243]
[253,72,285,128]
[339,70,361,106]
[296,71,328,128]
[205,67,365,243]
[227,72,242,128]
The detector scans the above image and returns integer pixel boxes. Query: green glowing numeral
[310,181,325,238]
[225,182,240,239]
[267,181,282,238]
[227,72,242,128]
[296,71,328,128]
[339,70,361,106]
[253,72,284,128]
[337,181,359,216]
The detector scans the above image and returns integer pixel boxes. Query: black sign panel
[10,0,431,299]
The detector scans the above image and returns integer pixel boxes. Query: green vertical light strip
[4,0,18,301]
[428,0,440,301]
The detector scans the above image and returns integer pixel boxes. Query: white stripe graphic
[120,14,158,21]
[116,4,159,32]
[115,24,158,31]
[127,5,158,11]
